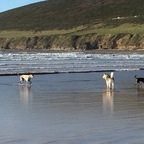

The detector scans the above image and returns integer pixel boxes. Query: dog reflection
[20,85,32,106]
[103,89,114,114]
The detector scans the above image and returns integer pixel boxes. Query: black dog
[135,75,144,86]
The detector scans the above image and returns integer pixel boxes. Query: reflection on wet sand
[19,85,33,106]
[103,88,114,114]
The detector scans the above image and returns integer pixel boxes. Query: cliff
[0,34,144,51]
[0,0,144,51]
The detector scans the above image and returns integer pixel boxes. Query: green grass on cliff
[0,23,144,38]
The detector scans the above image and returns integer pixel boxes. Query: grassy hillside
[0,0,144,32]
[0,0,144,51]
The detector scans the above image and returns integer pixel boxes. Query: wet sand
[0,70,144,144]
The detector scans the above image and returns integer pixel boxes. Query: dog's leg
[20,80,23,84]
[109,81,111,89]
[24,78,28,85]
[25,79,31,85]
[107,82,109,89]
[20,77,24,84]
[135,81,140,87]
[28,78,32,85]
[106,81,109,88]
[107,81,110,89]
[112,81,114,89]
[28,80,32,84]
[26,80,29,85]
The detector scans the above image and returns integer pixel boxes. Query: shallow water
[0,71,144,144]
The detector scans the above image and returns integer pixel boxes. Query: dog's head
[102,73,110,80]
[29,74,33,78]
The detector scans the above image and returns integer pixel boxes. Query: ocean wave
[0,52,144,73]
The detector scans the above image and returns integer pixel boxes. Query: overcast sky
[0,0,45,13]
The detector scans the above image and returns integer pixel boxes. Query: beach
[0,70,144,144]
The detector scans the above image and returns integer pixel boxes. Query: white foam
[0,52,144,73]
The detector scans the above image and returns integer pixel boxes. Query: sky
[0,0,45,13]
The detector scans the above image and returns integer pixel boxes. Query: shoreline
[0,69,144,76]
[1,48,144,54]
[0,70,115,76]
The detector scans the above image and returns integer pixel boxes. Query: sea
[0,51,144,74]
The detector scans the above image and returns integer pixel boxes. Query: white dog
[20,74,33,85]
[102,72,114,89]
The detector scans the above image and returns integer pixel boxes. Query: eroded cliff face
[0,34,144,50]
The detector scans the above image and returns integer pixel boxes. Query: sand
[0,70,144,144]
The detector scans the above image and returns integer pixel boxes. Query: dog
[102,72,114,89]
[135,75,144,86]
[20,74,33,85]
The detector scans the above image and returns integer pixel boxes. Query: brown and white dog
[135,75,144,86]
[20,74,33,85]
[102,72,114,89]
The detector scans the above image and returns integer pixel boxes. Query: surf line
[0,70,115,76]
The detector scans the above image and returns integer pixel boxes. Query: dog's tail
[110,72,114,79]
[135,75,137,79]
